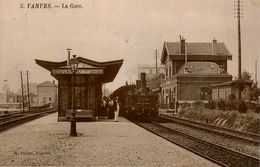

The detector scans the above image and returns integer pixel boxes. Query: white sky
[0,0,260,92]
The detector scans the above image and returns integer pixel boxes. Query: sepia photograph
[0,0,259,166]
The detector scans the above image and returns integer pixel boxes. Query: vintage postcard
[0,0,259,166]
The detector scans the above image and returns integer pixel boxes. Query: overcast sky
[0,0,260,92]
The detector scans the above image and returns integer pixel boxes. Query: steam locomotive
[110,73,159,122]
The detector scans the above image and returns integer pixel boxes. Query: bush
[169,103,175,109]
[246,102,256,110]
[193,101,204,106]
[228,93,236,102]
[217,100,227,110]
[181,102,190,109]
[227,101,237,110]
[205,100,216,110]
[238,101,248,113]
[158,104,168,109]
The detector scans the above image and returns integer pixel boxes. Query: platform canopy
[35,57,123,83]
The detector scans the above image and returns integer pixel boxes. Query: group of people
[101,96,120,122]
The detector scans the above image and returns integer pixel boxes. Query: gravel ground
[158,118,260,158]
[0,113,219,166]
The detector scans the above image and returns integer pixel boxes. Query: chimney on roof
[67,49,72,65]
[212,38,217,55]
[180,36,185,54]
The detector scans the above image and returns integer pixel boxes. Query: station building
[160,37,233,108]
[36,56,123,121]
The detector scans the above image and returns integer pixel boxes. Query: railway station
[1,1,260,166]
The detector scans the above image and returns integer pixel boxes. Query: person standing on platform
[104,97,109,119]
[108,97,114,119]
[114,96,120,122]
[174,101,179,116]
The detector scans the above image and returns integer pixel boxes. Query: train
[110,73,159,122]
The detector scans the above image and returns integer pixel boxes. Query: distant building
[0,93,6,104]
[137,64,165,90]
[0,80,16,104]
[37,81,58,107]
[2,80,10,94]
[211,81,251,102]
[17,93,38,106]
[17,82,39,96]
[160,37,232,108]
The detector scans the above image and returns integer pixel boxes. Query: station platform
[0,113,219,166]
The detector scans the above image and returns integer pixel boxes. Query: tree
[234,71,260,102]
[233,71,253,90]
[250,82,260,101]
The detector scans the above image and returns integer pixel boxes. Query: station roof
[35,57,123,83]
[176,62,220,75]
[37,81,57,87]
[161,42,232,64]
[211,80,252,87]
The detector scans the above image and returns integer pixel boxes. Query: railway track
[133,118,260,167]
[159,114,260,145]
[0,109,57,132]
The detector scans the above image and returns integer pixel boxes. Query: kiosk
[36,55,123,121]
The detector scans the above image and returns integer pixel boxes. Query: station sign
[51,68,103,75]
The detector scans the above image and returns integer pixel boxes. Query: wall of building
[37,86,57,106]
[212,85,250,101]
[58,77,69,116]
[177,82,211,101]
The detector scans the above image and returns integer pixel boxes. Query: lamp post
[69,54,79,137]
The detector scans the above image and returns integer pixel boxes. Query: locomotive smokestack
[140,72,146,89]
[136,80,141,89]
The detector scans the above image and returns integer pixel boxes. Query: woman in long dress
[114,97,120,122]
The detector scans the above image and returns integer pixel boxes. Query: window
[200,87,212,100]
[49,97,52,101]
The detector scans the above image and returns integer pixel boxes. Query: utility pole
[255,60,258,85]
[235,0,243,107]
[20,71,25,112]
[26,70,31,111]
[155,49,158,75]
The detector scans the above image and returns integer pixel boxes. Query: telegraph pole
[255,60,258,85]
[155,49,158,75]
[235,0,243,106]
[26,70,31,111]
[20,71,25,112]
